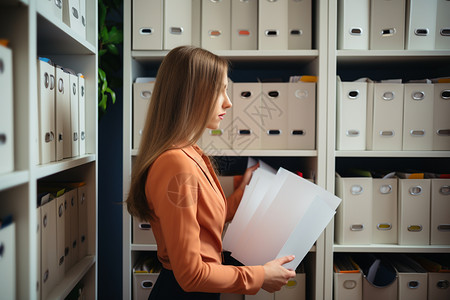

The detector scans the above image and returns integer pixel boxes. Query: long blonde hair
[126,46,229,221]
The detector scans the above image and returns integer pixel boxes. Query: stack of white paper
[223,159,342,270]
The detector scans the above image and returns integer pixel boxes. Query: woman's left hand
[238,163,260,191]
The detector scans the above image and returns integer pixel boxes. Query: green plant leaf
[107,26,123,44]
[106,43,119,55]
[106,87,116,104]
[100,26,109,42]
[99,49,108,57]
[98,68,106,82]
[102,78,108,93]
[99,94,108,111]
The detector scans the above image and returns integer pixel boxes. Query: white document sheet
[223,165,342,270]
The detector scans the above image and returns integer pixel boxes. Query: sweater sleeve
[147,151,264,294]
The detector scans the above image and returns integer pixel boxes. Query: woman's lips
[219,113,226,120]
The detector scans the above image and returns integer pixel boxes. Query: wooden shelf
[0,171,29,192]
[132,49,319,62]
[47,256,96,300]
[35,154,96,179]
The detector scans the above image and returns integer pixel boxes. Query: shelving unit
[0,0,98,299]
[123,0,329,299]
[324,1,450,299]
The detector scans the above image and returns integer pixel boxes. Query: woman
[126,46,295,299]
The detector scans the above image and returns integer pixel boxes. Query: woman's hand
[261,255,296,293]
[238,163,260,191]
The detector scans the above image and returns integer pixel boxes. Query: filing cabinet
[132,217,157,245]
[335,174,373,245]
[398,179,431,245]
[336,77,368,150]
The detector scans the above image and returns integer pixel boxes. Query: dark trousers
[148,268,220,300]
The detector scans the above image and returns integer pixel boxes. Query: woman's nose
[224,93,232,109]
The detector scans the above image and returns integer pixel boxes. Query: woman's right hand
[261,255,297,293]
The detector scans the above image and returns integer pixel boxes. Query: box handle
[238,129,251,135]
[343,280,357,289]
[440,185,450,195]
[441,28,450,36]
[265,30,279,37]
[0,58,3,73]
[209,129,223,136]
[291,130,305,136]
[43,214,48,227]
[412,91,425,100]
[0,134,6,145]
[141,90,152,99]
[43,269,49,283]
[349,28,362,36]
[410,130,425,136]
[267,90,279,98]
[44,72,50,88]
[238,30,250,36]
[377,223,392,230]
[346,129,360,137]
[407,225,423,232]
[45,132,55,143]
[295,89,308,99]
[437,280,449,289]
[139,223,152,230]
[379,130,394,137]
[441,90,450,99]
[350,224,364,231]
[81,131,85,141]
[73,131,78,142]
[55,0,62,9]
[347,90,359,99]
[170,27,183,35]
[408,281,420,289]
[437,129,450,136]
[209,30,222,37]
[50,74,55,90]
[438,224,450,232]
[58,78,64,93]
[267,129,281,135]
[382,91,395,100]
[381,28,396,37]
[409,186,422,195]
[72,6,79,19]
[350,185,363,195]
[379,184,392,194]
[414,28,429,36]
[140,28,153,35]
[290,29,303,36]
[59,255,64,266]
[240,91,252,98]
[286,279,297,287]
[59,203,64,217]
[141,280,154,289]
